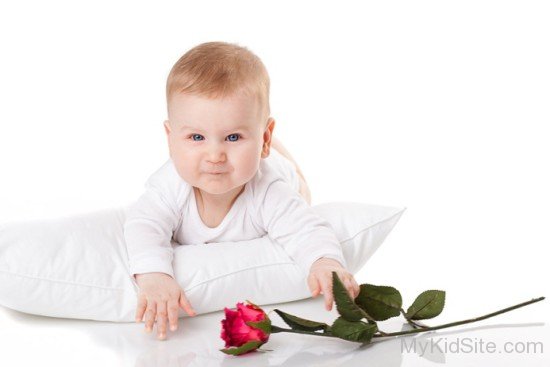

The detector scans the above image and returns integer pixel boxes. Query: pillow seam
[0,269,126,291]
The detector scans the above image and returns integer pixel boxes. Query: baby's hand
[134,272,196,340]
[307,258,360,311]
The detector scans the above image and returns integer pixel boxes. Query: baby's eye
[190,134,204,141]
[226,134,241,142]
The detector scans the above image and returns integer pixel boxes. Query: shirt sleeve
[123,164,181,279]
[256,178,347,275]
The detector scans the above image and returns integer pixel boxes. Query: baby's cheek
[238,153,261,177]
[173,158,198,183]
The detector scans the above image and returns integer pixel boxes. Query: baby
[124,41,360,340]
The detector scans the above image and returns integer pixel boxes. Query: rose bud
[220,300,271,355]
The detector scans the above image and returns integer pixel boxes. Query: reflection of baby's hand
[134,272,196,340]
[307,258,360,311]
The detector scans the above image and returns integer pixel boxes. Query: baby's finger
[144,302,157,333]
[156,302,168,340]
[179,290,196,317]
[167,298,180,332]
[307,274,320,297]
[320,277,334,311]
[352,278,360,298]
[135,294,147,323]
[324,291,334,311]
[343,278,355,299]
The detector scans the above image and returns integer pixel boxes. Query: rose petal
[238,303,265,322]
[229,314,256,346]
[221,307,241,347]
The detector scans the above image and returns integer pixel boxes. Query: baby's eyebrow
[179,125,203,132]
[180,124,251,132]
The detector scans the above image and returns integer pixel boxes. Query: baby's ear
[163,120,172,135]
[261,118,275,158]
[164,120,174,158]
[261,145,270,158]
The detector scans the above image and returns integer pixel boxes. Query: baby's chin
[194,179,248,196]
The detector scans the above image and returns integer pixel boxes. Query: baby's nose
[206,148,226,163]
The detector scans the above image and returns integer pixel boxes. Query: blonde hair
[166,41,270,120]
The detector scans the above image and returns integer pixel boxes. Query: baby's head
[163,42,275,196]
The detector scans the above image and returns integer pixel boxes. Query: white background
[1,1,548,366]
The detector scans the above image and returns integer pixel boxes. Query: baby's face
[164,92,274,196]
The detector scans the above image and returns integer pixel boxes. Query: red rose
[220,300,271,355]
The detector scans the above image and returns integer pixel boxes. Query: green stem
[271,325,338,338]
[374,296,545,338]
[270,297,545,342]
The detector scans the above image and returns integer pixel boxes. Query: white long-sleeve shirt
[123,149,347,278]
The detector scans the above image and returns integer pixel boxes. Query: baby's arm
[256,179,359,310]
[124,187,178,278]
[124,180,195,340]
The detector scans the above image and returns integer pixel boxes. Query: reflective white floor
[1,296,548,367]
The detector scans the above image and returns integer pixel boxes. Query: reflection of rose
[220,301,271,355]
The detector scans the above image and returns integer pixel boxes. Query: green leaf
[330,317,377,343]
[220,340,263,355]
[367,318,379,330]
[332,272,373,322]
[273,309,330,332]
[355,284,402,321]
[406,290,446,320]
[246,319,272,335]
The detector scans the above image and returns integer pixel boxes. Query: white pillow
[0,202,405,322]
